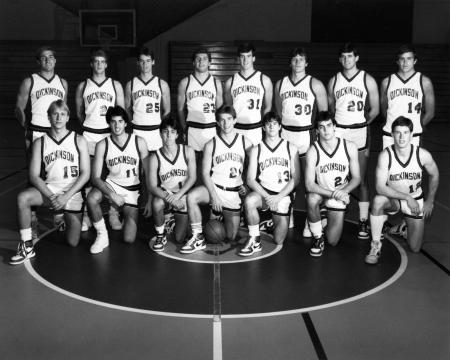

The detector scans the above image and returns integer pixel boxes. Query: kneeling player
[239,112,300,256]
[87,106,148,254]
[181,105,251,254]
[305,112,360,257]
[148,117,196,251]
[10,100,90,265]
[365,116,438,264]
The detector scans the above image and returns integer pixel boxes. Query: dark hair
[338,42,359,57]
[160,116,182,134]
[36,46,56,60]
[47,99,70,117]
[90,48,108,63]
[392,116,413,132]
[191,48,211,62]
[216,105,236,121]
[314,111,336,129]
[397,44,417,60]
[289,47,308,62]
[136,46,154,60]
[237,42,256,56]
[262,111,281,126]
[105,106,129,124]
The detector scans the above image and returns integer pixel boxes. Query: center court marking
[24,225,408,319]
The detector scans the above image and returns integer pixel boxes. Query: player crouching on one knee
[87,106,149,254]
[239,112,300,256]
[10,100,90,265]
[180,105,252,254]
[365,116,439,264]
[305,111,361,257]
[147,116,196,252]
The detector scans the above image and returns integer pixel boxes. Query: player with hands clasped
[305,112,361,257]
[239,112,300,256]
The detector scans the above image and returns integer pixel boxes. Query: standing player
[224,42,273,145]
[180,105,251,254]
[275,47,328,236]
[87,106,148,254]
[10,100,90,265]
[380,44,435,149]
[380,44,435,237]
[75,48,125,231]
[239,112,300,256]
[305,112,361,257]
[125,46,170,151]
[327,43,379,240]
[365,116,438,264]
[177,48,223,154]
[148,117,197,252]
[15,46,68,152]
[15,46,69,235]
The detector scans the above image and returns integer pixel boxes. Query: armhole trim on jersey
[277,77,284,94]
[182,144,187,164]
[242,134,246,152]
[74,132,80,156]
[134,134,139,154]
[185,75,191,99]
[309,76,316,98]
[287,140,291,159]
[103,137,109,163]
[387,147,392,170]
[260,72,266,97]
[130,78,135,106]
[81,80,88,99]
[155,150,161,180]
[111,78,117,105]
[213,76,218,92]
[313,143,320,167]
[40,136,45,167]
[28,74,35,100]
[416,146,424,170]
[385,75,391,96]
[229,74,235,93]
[256,143,262,180]
[58,74,65,90]
[343,139,350,162]
[211,137,216,170]
[331,74,337,94]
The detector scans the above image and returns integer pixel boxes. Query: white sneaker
[108,208,123,231]
[288,211,294,228]
[81,214,91,232]
[303,219,312,238]
[365,241,382,265]
[90,232,109,254]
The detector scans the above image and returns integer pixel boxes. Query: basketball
[204,219,226,244]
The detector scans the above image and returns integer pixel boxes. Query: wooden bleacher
[170,42,450,122]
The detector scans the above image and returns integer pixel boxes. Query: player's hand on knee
[238,185,249,197]
[142,200,152,218]
[423,199,434,220]
[406,196,419,215]
[51,193,68,211]
[332,190,349,204]
[211,195,223,213]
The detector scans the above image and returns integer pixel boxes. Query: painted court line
[213,246,223,360]
[24,219,408,319]
[435,200,450,212]
[0,180,27,198]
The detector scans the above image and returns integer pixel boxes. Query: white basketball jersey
[105,134,140,188]
[82,78,117,131]
[279,75,316,128]
[156,145,188,193]
[333,71,368,126]
[386,145,423,198]
[230,71,265,127]
[186,74,218,125]
[314,138,350,191]
[384,72,424,135]
[211,133,246,188]
[30,73,65,129]
[41,131,80,191]
[131,76,162,127]
[257,139,291,193]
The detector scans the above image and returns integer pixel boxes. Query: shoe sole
[358,234,370,240]
[238,247,262,257]
[90,244,109,254]
[309,251,323,257]
[152,246,165,252]
[180,245,206,254]
[9,251,35,265]
[365,258,379,265]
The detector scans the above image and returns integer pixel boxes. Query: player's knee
[244,193,258,210]
[17,191,31,209]
[123,233,136,244]
[409,239,422,253]
[306,193,320,209]
[66,236,80,248]
[152,197,165,211]
[186,191,198,206]
[327,236,340,246]
[371,195,387,213]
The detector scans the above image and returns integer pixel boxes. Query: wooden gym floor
[0,120,448,360]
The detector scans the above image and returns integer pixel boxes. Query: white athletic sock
[155,225,165,235]
[20,228,32,242]
[359,201,370,221]
[191,222,202,235]
[93,219,107,234]
[309,221,323,238]
[370,214,385,243]
[248,224,260,237]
